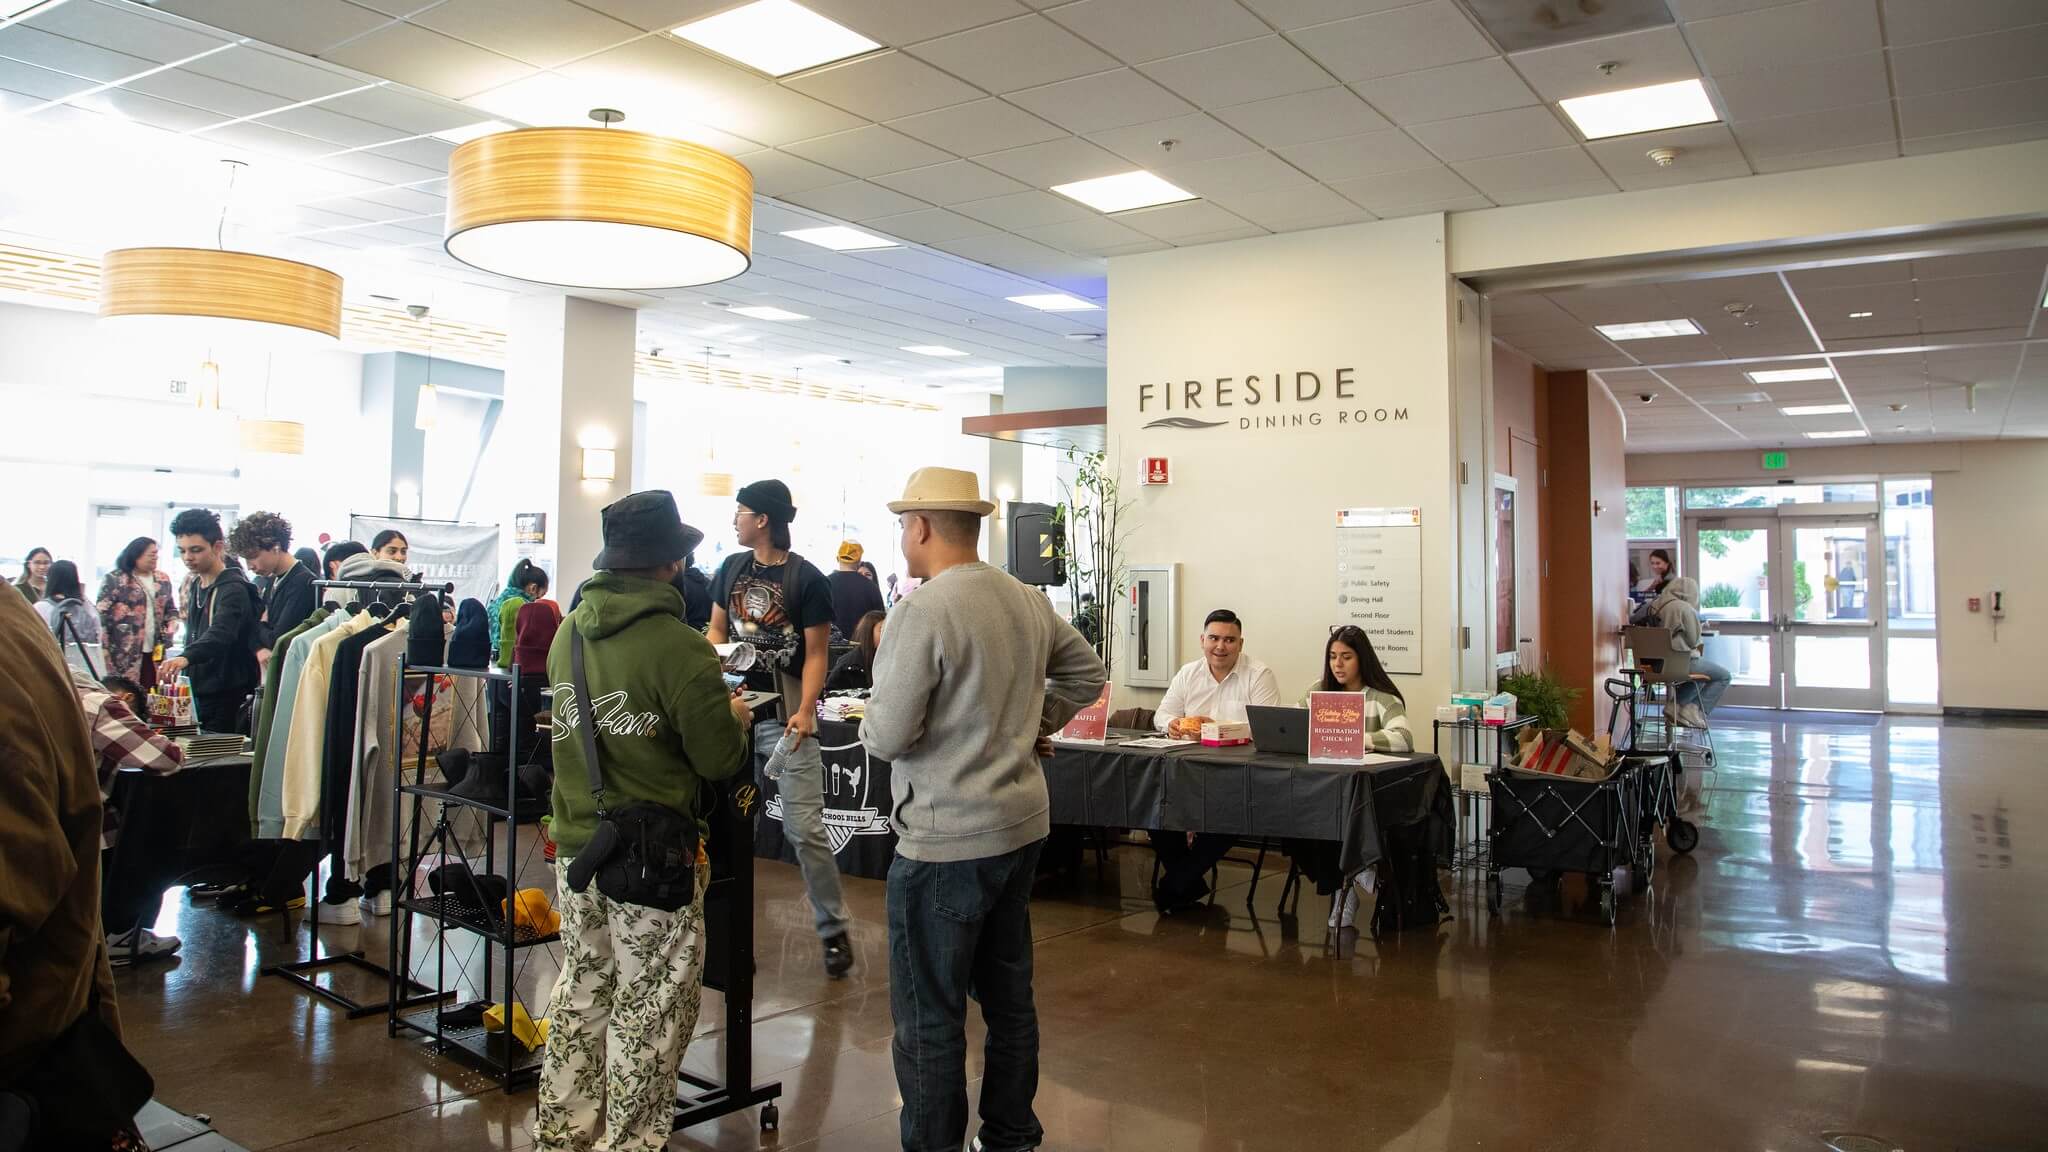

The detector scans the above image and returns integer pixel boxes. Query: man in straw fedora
[860,466,1106,1152]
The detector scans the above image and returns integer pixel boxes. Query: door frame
[1684,513,1782,710]
[1778,510,1885,711]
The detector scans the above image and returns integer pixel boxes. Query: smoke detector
[405,304,430,320]
[1888,402,1907,412]
[1647,147,1681,167]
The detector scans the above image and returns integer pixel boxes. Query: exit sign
[1761,451,1789,470]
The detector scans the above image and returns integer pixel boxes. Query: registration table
[754,723,1450,884]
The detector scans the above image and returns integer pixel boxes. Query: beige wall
[1107,214,1457,710]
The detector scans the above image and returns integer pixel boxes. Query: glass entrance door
[1688,515,1779,709]
[1781,514,1884,711]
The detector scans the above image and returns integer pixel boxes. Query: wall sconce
[582,447,617,482]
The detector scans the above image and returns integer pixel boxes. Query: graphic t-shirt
[710,553,835,690]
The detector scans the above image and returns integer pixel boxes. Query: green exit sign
[1762,451,1789,470]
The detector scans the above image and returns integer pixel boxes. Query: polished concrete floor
[114,714,2048,1151]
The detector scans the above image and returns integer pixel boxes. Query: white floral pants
[536,855,709,1152]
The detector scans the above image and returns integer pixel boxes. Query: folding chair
[1625,625,1716,773]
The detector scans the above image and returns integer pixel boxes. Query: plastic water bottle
[763,729,798,781]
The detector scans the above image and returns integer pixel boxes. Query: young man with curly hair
[229,511,313,669]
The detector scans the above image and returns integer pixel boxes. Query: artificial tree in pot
[1055,447,1135,680]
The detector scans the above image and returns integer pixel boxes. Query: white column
[499,295,636,601]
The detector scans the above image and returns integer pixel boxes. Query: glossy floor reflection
[116,715,2048,1151]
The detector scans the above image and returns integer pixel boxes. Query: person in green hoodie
[536,490,753,1152]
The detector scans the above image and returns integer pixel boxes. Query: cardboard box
[1483,692,1518,726]
[1200,720,1251,747]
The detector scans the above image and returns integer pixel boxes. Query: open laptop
[1246,705,1312,756]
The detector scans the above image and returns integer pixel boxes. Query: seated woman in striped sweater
[1297,625,1412,930]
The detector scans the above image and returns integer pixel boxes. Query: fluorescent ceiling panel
[431,120,510,144]
[670,0,881,78]
[781,225,897,251]
[1008,293,1099,311]
[1559,79,1718,141]
[1849,311,1873,319]
[1780,404,1853,416]
[902,345,968,356]
[1595,318,1701,340]
[1805,430,1866,439]
[728,305,808,320]
[1051,170,1197,214]
[1748,366,1836,383]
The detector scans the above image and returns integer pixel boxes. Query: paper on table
[1359,753,1405,765]
[1117,736,1196,749]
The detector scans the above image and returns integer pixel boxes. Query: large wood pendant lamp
[99,247,343,341]
[443,114,753,290]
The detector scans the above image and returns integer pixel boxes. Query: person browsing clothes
[230,511,315,669]
[706,477,852,978]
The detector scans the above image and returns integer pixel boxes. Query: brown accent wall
[1542,370,1628,733]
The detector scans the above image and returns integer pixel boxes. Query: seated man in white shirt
[1149,609,1280,913]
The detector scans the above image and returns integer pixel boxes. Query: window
[1626,486,1676,539]
[1883,478,1935,628]
[1684,483,1877,509]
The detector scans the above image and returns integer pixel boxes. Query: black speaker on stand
[1007,502,1066,587]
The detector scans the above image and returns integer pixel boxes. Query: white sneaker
[319,895,362,925]
[360,890,394,917]
[1680,703,1711,729]
[1327,886,1359,930]
[108,927,181,963]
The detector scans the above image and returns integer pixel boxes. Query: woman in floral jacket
[96,535,178,685]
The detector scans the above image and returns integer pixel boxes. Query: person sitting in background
[371,529,409,567]
[230,511,315,669]
[1651,577,1730,729]
[1148,608,1279,913]
[826,610,886,693]
[1637,547,1674,594]
[96,536,178,686]
[100,675,147,715]
[156,509,260,734]
[13,544,50,601]
[1298,626,1413,931]
[35,559,101,647]
[70,667,185,963]
[828,540,886,641]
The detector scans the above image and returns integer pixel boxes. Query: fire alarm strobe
[1141,457,1170,485]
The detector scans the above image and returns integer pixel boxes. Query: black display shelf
[394,1004,545,1081]
[399,782,549,824]
[399,895,560,948]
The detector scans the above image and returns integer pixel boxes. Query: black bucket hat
[593,490,704,570]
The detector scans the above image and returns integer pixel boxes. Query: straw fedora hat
[887,467,996,517]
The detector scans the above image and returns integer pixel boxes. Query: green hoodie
[546,570,747,856]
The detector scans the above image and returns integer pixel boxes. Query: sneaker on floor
[360,889,394,917]
[107,927,182,963]
[821,933,853,979]
[318,895,362,925]
[971,1138,1038,1152]
[1676,703,1711,729]
[227,893,305,917]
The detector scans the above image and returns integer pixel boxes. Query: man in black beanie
[707,477,851,977]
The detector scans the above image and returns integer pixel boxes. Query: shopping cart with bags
[1484,757,1648,926]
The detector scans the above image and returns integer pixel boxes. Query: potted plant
[1057,447,1135,680]
[1497,667,1580,733]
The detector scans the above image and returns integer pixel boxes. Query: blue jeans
[888,840,1045,1152]
[1677,657,1733,715]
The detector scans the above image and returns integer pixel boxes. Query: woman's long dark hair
[854,609,886,669]
[1320,625,1402,702]
[115,535,155,575]
[372,529,409,552]
[44,559,84,603]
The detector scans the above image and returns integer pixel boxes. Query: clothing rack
[263,577,453,1019]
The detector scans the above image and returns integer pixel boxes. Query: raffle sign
[1335,506,1423,675]
[1055,683,1113,745]
[1307,691,1368,765]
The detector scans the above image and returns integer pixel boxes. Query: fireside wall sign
[1139,368,1410,431]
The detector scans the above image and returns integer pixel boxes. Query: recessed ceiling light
[728,305,807,321]
[1558,78,1719,140]
[1008,293,1100,312]
[1805,430,1867,440]
[1595,319,1701,340]
[1051,171,1197,214]
[781,225,897,251]
[902,345,968,357]
[1849,311,1874,319]
[1748,366,1836,384]
[431,120,510,145]
[1780,404,1853,416]
[670,0,881,78]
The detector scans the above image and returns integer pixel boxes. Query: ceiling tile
[319,21,533,100]
[1275,130,1441,181]
[184,45,367,103]
[908,14,1117,94]
[1750,140,1897,172]
[1118,199,1257,242]
[555,34,766,110]
[204,120,341,161]
[783,180,931,221]
[149,0,393,56]
[1005,69,1194,134]
[1585,123,1751,189]
[257,103,407,148]
[887,97,1066,153]
[1329,164,1478,212]
[23,0,232,63]
[1899,120,2048,155]
[1350,59,1537,126]
[325,85,481,135]
[870,159,1029,203]
[1138,36,1329,108]
[1212,86,1391,147]
[1237,0,1420,30]
[1731,101,1894,158]
[954,189,1094,229]
[118,68,285,118]
[1408,106,1576,162]
[1453,146,1610,194]
[931,231,1104,282]
[1914,249,2048,279]
[313,148,447,184]
[696,82,863,146]
[737,149,849,195]
[72,86,221,132]
[1682,0,1882,74]
[861,207,1000,244]
[1017,214,1154,253]
[569,0,732,32]
[1890,23,2048,100]
[1880,0,2048,45]
[1151,149,1315,198]
[0,57,93,101]
[1506,26,1700,104]
[0,26,153,82]
[974,135,1130,185]
[1086,112,1257,166]
[785,49,985,121]
[410,0,641,68]
[784,124,955,177]
[799,0,1029,46]
[1289,1,1495,83]
[1206,182,1362,226]
[1376,194,1491,216]
[1897,77,2048,140]
[1043,0,1268,63]
[1713,52,1888,122]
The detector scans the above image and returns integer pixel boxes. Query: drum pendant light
[443,111,753,290]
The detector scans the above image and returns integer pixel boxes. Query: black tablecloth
[106,754,254,912]
[752,719,899,880]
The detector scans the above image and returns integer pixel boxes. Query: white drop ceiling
[1489,246,2048,452]
[1,0,2046,401]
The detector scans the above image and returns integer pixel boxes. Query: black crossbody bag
[561,625,700,911]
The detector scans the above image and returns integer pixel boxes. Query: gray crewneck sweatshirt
[860,561,1106,862]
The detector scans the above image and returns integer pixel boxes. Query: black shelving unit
[1433,714,1540,872]
[388,660,556,1089]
